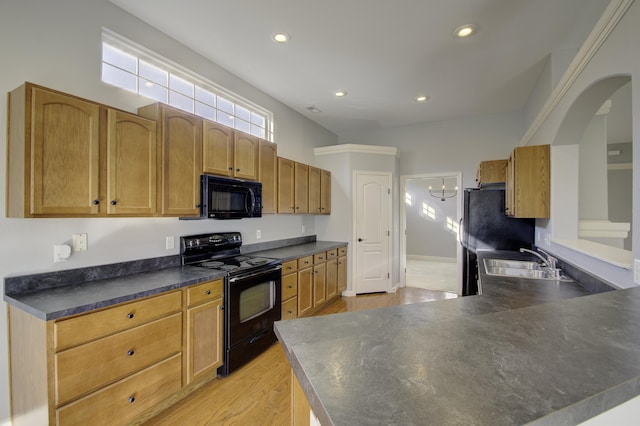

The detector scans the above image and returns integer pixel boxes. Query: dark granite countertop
[275,250,636,425]
[4,266,225,321]
[251,241,347,261]
[3,238,347,321]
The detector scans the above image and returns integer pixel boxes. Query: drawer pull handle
[127,313,134,319]
[205,290,211,295]
[127,349,135,356]
[128,396,136,404]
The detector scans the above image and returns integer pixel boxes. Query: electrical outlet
[301,225,306,234]
[256,229,262,239]
[72,233,88,251]
[165,236,175,250]
[634,259,640,284]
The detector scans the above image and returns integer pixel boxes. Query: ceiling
[110,0,611,137]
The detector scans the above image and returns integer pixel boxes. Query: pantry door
[354,171,392,294]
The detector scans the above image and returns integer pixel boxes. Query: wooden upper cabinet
[7,83,101,217]
[277,157,295,213]
[259,140,278,214]
[138,103,202,217]
[105,109,157,215]
[476,159,507,186]
[203,121,234,177]
[320,169,331,215]
[505,144,550,218]
[294,162,309,214]
[233,131,259,181]
[308,167,322,214]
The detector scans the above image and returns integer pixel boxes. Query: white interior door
[354,171,391,294]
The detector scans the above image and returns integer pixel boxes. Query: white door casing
[354,171,392,294]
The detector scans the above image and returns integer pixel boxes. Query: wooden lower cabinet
[285,246,348,319]
[8,280,224,426]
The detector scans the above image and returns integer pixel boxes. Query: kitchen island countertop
[275,250,638,425]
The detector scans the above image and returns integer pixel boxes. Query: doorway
[400,172,462,294]
[353,171,392,294]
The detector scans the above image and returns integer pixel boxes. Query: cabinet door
[506,145,550,218]
[203,120,234,177]
[320,169,331,215]
[476,160,507,186]
[326,258,338,300]
[259,140,278,214]
[159,106,202,216]
[233,131,259,180]
[294,162,309,214]
[30,86,101,215]
[313,263,326,307]
[187,297,223,384]
[338,255,347,292]
[277,157,295,213]
[308,167,322,214]
[106,109,157,215]
[297,267,314,317]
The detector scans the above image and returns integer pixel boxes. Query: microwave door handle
[247,189,256,214]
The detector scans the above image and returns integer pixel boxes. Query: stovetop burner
[180,232,280,276]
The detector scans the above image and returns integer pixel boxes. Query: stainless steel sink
[483,258,573,281]
[483,258,541,270]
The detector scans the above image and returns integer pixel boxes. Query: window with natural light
[101,29,273,141]
[422,203,436,220]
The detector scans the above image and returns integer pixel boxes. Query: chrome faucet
[520,248,560,277]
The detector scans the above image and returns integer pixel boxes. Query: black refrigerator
[461,187,535,296]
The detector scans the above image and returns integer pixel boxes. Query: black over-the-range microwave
[200,174,262,219]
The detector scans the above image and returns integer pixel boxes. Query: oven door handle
[228,265,282,282]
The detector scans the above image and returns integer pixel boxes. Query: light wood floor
[143,287,454,425]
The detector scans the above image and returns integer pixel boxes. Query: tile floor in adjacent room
[405,257,460,296]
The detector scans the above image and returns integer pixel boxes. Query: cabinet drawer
[54,291,182,351]
[338,246,347,256]
[55,313,182,406]
[282,273,298,301]
[282,260,297,274]
[313,252,327,264]
[298,256,313,269]
[326,249,338,259]
[187,279,223,307]
[282,297,298,320]
[56,353,182,426]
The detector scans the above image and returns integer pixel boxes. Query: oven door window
[239,281,274,322]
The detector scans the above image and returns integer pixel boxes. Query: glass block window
[101,29,273,141]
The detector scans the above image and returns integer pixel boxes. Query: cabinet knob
[220,305,224,310]
[288,310,293,314]
[110,200,117,205]
[127,349,135,356]
[128,396,136,404]
[127,313,134,319]
[296,206,299,210]
[205,289,211,295]
[228,167,233,171]
[92,199,99,205]
[236,168,240,172]
[288,285,293,289]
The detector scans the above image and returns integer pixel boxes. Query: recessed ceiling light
[273,33,290,43]
[454,24,476,38]
[335,90,347,97]
[416,95,429,102]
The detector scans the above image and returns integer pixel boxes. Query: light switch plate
[634,259,640,284]
[72,233,87,251]
[165,236,175,250]
[256,229,262,239]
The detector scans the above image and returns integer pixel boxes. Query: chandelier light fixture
[429,178,458,201]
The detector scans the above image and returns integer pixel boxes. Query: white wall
[526,0,639,289]
[0,0,338,422]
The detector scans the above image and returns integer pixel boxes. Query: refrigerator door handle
[459,217,464,247]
